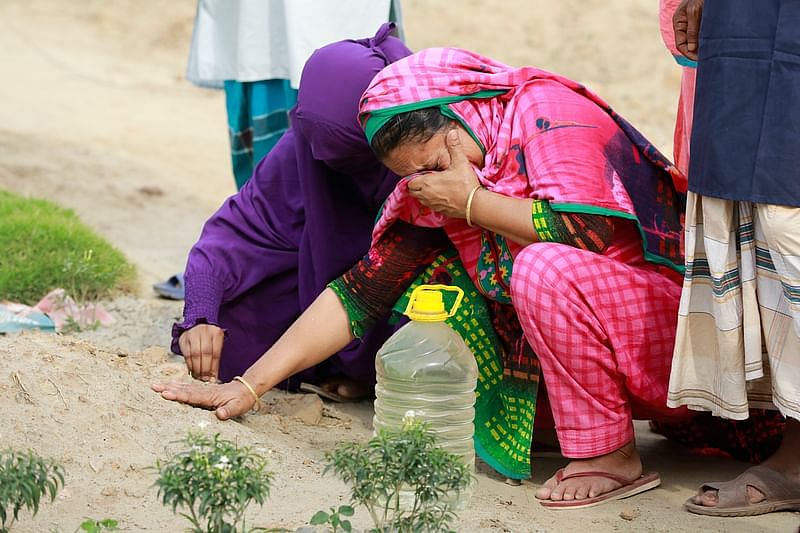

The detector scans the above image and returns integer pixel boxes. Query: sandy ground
[0,1,798,531]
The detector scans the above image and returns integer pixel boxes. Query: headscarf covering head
[292,23,411,177]
[290,23,412,305]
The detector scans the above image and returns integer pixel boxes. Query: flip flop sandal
[153,273,185,300]
[684,465,800,517]
[539,468,661,510]
[299,382,368,403]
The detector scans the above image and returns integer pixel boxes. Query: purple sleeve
[172,133,304,353]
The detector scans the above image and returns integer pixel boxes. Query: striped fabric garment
[225,79,297,190]
[668,194,800,421]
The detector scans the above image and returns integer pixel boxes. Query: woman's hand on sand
[673,0,704,61]
[152,380,254,420]
[179,324,224,381]
[407,129,480,218]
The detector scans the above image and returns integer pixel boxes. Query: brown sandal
[684,465,800,517]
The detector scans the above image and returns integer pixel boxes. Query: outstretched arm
[154,221,449,419]
[154,287,354,419]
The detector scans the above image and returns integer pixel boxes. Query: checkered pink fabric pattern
[511,231,686,458]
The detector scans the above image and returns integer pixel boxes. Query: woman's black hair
[370,107,455,160]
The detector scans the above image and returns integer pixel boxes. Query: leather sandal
[684,465,800,517]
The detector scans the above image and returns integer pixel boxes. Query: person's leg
[248,80,297,167]
[224,80,256,190]
[649,409,785,464]
[224,80,297,191]
[510,243,684,502]
[692,203,800,510]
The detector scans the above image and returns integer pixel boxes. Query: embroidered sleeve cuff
[328,279,372,339]
[531,199,561,242]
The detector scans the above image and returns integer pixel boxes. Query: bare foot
[536,441,643,502]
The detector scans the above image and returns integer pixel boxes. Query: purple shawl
[173,24,412,385]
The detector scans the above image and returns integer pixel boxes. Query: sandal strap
[556,470,633,486]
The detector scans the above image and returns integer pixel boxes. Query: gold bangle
[465,184,482,227]
[233,376,262,412]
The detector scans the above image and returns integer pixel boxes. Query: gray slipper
[684,465,800,517]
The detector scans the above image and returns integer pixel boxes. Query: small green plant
[309,505,355,532]
[324,418,471,533]
[154,432,274,533]
[0,450,65,532]
[76,518,118,532]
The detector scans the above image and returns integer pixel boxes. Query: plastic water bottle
[373,284,479,508]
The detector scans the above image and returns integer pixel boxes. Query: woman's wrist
[232,376,263,411]
[464,184,483,226]
[241,366,275,397]
[467,190,538,247]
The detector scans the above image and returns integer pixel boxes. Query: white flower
[196,420,209,429]
[213,456,231,470]
[402,410,418,429]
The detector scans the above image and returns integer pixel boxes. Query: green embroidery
[531,199,559,242]
[328,279,369,339]
[361,90,507,152]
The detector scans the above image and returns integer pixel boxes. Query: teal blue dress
[224,80,298,190]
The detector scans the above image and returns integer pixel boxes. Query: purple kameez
[172,24,411,386]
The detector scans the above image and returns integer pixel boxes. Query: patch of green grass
[0,189,135,305]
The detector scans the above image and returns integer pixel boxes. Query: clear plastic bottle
[373,285,478,508]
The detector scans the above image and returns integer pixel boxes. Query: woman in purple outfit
[172,24,411,399]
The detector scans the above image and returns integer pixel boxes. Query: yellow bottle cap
[404,285,464,322]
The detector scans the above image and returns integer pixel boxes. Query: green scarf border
[361,90,507,155]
